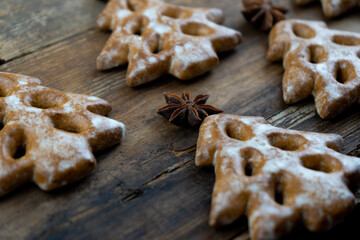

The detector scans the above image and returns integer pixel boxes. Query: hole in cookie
[292,23,316,39]
[28,91,67,109]
[332,35,360,46]
[242,150,254,176]
[148,35,163,54]
[126,0,137,11]
[240,148,263,176]
[0,120,4,131]
[334,61,355,84]
[267,132,307,151]
[274,178,284,205]
[181,22,215,36]
[357,51,360,59]
[161,6,181,18]
[133,25,143,36]
[300,154,342,173]
[87,104,111,116]
[308,45,327,64]
[0,74,17,97]
[0,114,5,131]
[0,85,9,98]
[152,44,163,54]
[50,113,87,134]
[0,89,7,98]
[0,106,6,130]
[13,143,26,159]
[326,141,340,152]
[335,67,344,84]
[5,127,27,160]
[240,148,264,177]
[225,121,254,141]
[244,161,253,176]
[134,28,143,36]
[130,17,145,36]
[161,6,191,19]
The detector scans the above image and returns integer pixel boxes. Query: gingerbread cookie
[267,19,360,119]
[196,114,360,240]
[294,0,359,18]
[96,0,242,86]
[0,72,125,196]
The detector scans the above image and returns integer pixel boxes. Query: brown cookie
[0,72,125,196]
[196,114,360,240]
[294,0,359,18]
[96,0,242,86]
[267,19,360,118]
[295,0,360,18]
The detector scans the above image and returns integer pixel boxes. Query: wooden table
[0,0,359,239]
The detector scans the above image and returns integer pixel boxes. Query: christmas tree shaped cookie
[96,0,242,86]
[196,114,360,240]
[0,72,125,196]
[294,0,359,18]
[267,19,360,118]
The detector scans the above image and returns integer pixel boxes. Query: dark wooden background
[0,0,359,239]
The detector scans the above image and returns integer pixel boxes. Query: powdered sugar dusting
[91,115,126,139]
[173,42,205,68]
[96,0,242,86]
[116,9,131,19]
[147,21,171,34]
[196,114,360,239]
[0,72,125,195]
[268,19,360,118]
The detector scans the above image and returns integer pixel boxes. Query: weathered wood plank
[0,0,359,239]
[36,163,246,240]
[0,0,104,61]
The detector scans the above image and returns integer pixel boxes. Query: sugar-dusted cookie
[196,114,360,240]
[267,19,360,119]
[0,72,125,196]
[294,0,359,18]
[96,0,242,87]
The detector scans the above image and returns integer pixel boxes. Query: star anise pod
[242,0,288,31]
[156,91,222,127]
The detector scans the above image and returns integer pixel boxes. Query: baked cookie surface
[267,19,360,119]
[0,72,125,196]
[96,0,242,86]
[196,114,360,240]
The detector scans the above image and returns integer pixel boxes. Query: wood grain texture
[0,0,104,61]
[0,0,359,239]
